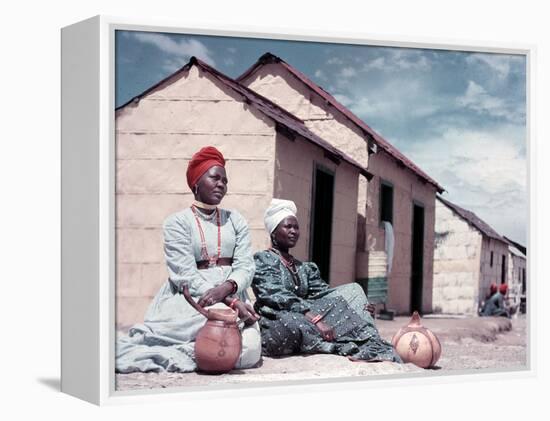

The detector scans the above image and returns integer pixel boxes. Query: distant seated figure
[487,283,498,301]
[479,282,497,314]
[480,282,509,318]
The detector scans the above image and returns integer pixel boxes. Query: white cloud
[340,67,357,78]
[348,96,381,116]
[161,57,189,73]
[465,53,522,79]
[387,49,431,71]
[342,78,440,121]
[363,57,386,71]
[403,125,527,242]
[133,33,216,67]
[410,125,526,192]
[338,50,429,75]
[314,69,327,81]
[332,93,354,107]
[326,57,344,65]
[457,80,523,122]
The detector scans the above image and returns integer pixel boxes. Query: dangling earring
[271,234,279,248]
[193,185,199,196]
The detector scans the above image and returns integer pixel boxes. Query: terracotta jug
[182,286,242,373]
[391,312,442,368]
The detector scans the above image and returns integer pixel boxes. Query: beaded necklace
[191,205,221,266]
[270,248,301,291]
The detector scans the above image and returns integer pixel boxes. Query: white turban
[264,199,297,234]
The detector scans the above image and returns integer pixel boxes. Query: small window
[380,181,394,224]
[490,251,494,267]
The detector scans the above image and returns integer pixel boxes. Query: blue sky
[116,30,527,245]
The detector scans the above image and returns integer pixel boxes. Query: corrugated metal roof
[237,52,444,193]
[117,57,372,180]
[437,196,507,243]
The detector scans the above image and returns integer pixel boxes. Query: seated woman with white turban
[251,199,401,362]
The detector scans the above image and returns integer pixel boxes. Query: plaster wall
[240,64,369,165]
[433,201,483,314]
[479,237,510,302]
[367,151,437,314]
[433,200,511,315]
[274,132,359,285]
[115,65,276,328]
[240,64,369,250]
[507,252,526,306]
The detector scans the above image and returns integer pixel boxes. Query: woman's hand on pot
[198,282,234,307]
[232,300,260,326]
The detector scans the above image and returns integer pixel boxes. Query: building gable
[239,60,370,167]
[238,53,444,193]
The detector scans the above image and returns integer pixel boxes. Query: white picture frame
[61,15,535,406]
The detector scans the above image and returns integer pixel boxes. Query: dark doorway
[380,181,394,224]
[310,166,335,283]
[410,203,425,314]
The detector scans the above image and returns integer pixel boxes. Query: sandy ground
[115,314,527,391]
[377,315,527,371]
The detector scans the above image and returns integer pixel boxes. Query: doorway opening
[410,202,425,313]
[310,165,335,283]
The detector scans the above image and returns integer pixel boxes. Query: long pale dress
[252,250,401,362]
[116,207,261,373]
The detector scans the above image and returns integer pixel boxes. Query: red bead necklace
[191,205,221,266]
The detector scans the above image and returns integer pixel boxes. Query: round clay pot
[194,308,242,373]
[391,311,442,368]
[181,286,243,374]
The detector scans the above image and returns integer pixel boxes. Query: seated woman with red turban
[116,146,261,373]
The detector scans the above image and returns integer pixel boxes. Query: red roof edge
[237,52,445,193]
[437,195,507,243]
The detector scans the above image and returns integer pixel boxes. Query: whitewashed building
[507,243,527,313]
[433,196,510,315]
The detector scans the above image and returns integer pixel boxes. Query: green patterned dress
[252,250,401,362]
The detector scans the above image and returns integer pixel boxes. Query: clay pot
[391,312,441,368]
[195,308,242,373]
[182,286,242,373]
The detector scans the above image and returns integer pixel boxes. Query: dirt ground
[115,314,527,391]
[377,314,527,371]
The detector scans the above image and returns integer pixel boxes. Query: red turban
[499,284,508,295]
[489,283,498,295]
[186,146,226,189]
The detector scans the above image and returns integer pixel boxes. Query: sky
[115,30,527,245]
